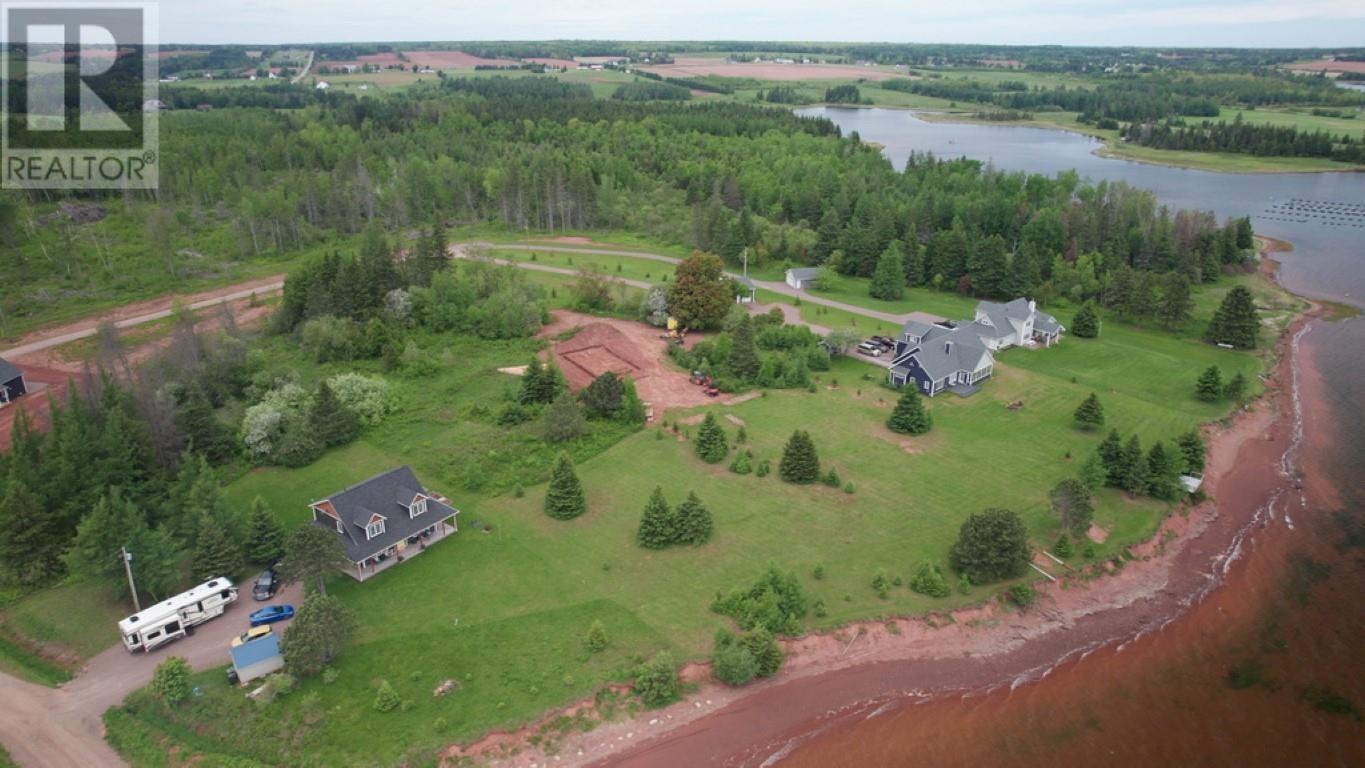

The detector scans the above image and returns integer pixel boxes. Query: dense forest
[1122,116,1365,163]
[3,75,1250,332]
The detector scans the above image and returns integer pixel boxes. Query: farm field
[642,55,903,82]
[99,253,1283,764]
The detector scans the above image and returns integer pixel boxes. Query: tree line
[1121,116,1365,163]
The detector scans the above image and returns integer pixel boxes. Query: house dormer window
[335,519,344,534]
[410,497,427,518]
[366,519,385,539]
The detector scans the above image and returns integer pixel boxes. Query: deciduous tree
[279,524,349,596]
[668,252,731,331]
[283,592,357,678]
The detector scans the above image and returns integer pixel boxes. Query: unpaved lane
[0,582,302,768]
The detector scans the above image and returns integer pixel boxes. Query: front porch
[350,517,457,582]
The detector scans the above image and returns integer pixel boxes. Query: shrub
[322,668,339,685]
[298,315,358,362]
[711,632,757,686]
[1005,584,1036,608]
[909,562,950,598]
[755,459,771,478]
[542,390,586,443]
[585,620,608,654]
[843,481,855,494]
[265,672,296,697]
[374,680,401,713]
[149,657,192,705]
[326,373,396,426]
[729,449,753,475]
[822,468,841,487]
[634,652,680,708]
[1054,533,1075,558]
[871,569,891,599]
[711,564,807,636]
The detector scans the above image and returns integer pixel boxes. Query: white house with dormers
[309,466,459,582]
[967,298,1064,351]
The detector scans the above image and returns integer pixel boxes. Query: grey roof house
[887,297,1062,396]
[0,357,26,404]
[784,267,822,290]
[309,466,459,582]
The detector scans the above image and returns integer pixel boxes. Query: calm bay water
[778,107,1365,767]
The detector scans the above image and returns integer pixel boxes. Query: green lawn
[103,256,1283,763]
[0,580,128,684]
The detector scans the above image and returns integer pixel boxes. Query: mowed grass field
[103,254,1280,763]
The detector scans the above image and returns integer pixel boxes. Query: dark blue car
[248,604,294,627]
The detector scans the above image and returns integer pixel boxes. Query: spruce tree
[741,628,785,677]
[544,453,586,520]
[0,472,63,585]
[619,377,647,426]
[1224,371,1247,402]
[1196,366,1224,402]
[310,380,358,448]
[1098,429,1124,486]
[674,491,714,546]
[1205,285,1258,349]
[1073,393,1105,430]
[1071,303,1100,338]
[869,243,906,300]
[581,371,625,419]
[542,390,585,443]
[949,508,1030,585]
[1120,435,1147,494]
[1079,454,1106,491]
[245,496,285,565]
[637,486,676,549]
[728,315,760,382]
[1049,478,1094,535]
[694,413,729,464]
[518,357,545,405]
[1146,441,1180,500]
[192,512,242,581]
[779,430,820,484]
[175,382,234,464]
[1177,430,1206,474]
[886,387,932,435]
[1157,271,1193,329]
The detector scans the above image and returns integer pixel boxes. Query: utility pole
[121,546,141,612]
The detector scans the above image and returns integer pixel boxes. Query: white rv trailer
[118,577,239,652]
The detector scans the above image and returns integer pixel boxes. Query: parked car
[248,604,295,627]
[230,625,273,648]
[856,342,883,357]
[251,569,278,601]
[871,335,896,350]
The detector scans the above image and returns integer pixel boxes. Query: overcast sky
[158,0,1365,48]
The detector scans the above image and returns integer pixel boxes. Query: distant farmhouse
[0,357,27,404]
[310,466,459,582]
[889,299,1063,396]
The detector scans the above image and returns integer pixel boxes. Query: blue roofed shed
[230,632,284,685]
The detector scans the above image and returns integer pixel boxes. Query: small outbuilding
[0,357,26,404]
[229,632,283,686]
[784,267,821,291]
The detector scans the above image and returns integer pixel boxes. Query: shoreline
[444,251,1321,768]
[822,105,1364,175]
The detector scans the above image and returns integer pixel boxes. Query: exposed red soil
[641,58,902,82]
[537,311,718,412]
[0,365,67,451]
[403,50,518,69]
[452,267,1321,767]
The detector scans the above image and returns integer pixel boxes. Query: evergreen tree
[886,386,932,435]
[581,371,625,419]
[637,486,676,549]
[1157,271,1194,329]
[711,633,757,686]
[192,512,242,581]
[1145,441,1180,500]
[728,315,760,381]
[903,242,926,287]
[1224,371,1248,402]
[1071,303,1100,338]
[909,562,950,598]
[729,449,753,474]
[1205,286,1259,349]
[542,390,585,443]
[0,471,64,585]
[1073,393,1105,430]
[1196,365,1224,402]
[1079,454,1106,491]
[1177,430,1206,474]
[279,524,350,596]
[968,234,1009,298]
[778,430,820,484]
[282,592,357,678]
[310,380,358,448]
[1098,429,1124,486]
[741,627,785,677]
[1120,435,1147,494]
[1049,478,1094,536]
[619,376,647,426]
[585,619,609,654]
[869,242,906,300]
[518,357,546,405]
[245,496,285,565]
[175,382,234,464]
[694,413,729,464]
[949,508,1031,585]
[674,491,714,546]
[544,453,586,521]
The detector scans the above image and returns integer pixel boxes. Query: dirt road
[0,583,301,768]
